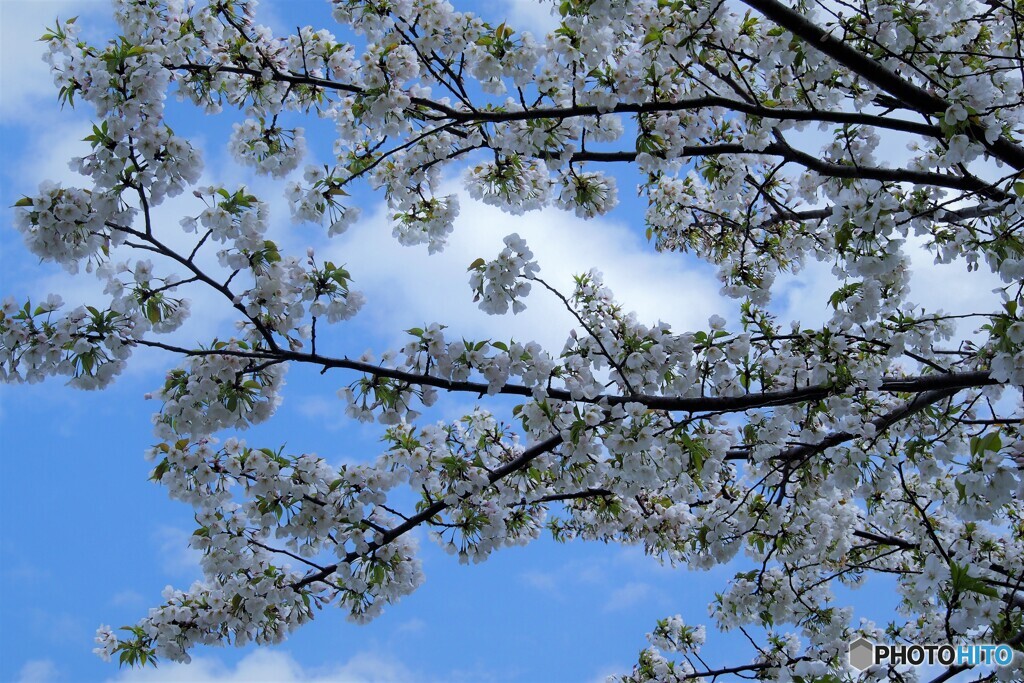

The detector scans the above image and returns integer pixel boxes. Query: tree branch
[131,339,997,414]
[741,0,1024,170]
[566,143,1008,199]
[167,63,944,137]
[290,434,564,591]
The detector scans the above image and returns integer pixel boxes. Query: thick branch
[567,143,1007,199]
[724,384,966,463]
[741,0,1024,170]
[290,434,564,591]
[775,385,962,462]
[167,63,943,137]
[133,339,997,414]
[108,222,280,349]
[852,529,919,550]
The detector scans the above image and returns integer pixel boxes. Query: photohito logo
[848,638,1015,670]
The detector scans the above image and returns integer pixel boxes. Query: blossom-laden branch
[2,0,1024,680]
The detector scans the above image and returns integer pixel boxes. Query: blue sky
[0,1,1006,682]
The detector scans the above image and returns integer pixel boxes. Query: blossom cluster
[468,233,540,315]
[2,0,1023,680]
[228,118,307,178]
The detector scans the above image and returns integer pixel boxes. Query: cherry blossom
[1,0,1022,680]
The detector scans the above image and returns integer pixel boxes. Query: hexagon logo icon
[849,638,875,670]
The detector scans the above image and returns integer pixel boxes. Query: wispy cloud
[154,525,203,578]
[519,569,562,598]
[394,617,426,635]
[109,649,416,683]
[0,1,108,123]
[16,659,59,683]
[295,395,348,432]
[27,608,87,644]
[319,182,725,356]
[0,542,52,584]
[496,0,561,37]
[111,589,146,608]
[602,581,653,613]
[581,667,620,683]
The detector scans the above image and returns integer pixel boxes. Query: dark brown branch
[530,488,615,504]
[680,661,772,679]
[925,624,1024,683]
[167,63,942,137]
[131,338,998,414]
[566,143,1007,199]
[464,97,940,137]
[853,529,919,550]
[741,0,1024,171]
[108,222,280,349]
[727,385,963,462]
[168,62,458,117]
[290,434,564,591]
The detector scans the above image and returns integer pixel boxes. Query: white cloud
[573,562,607,585]
[902,236,1003,320]
[111,589,147,608]
[610,546,677,576]
[295,394,347,431]
[775,235,1003,339]
[154,525,203,578]
[109,649,416,683]
[319,184,725,354]
[582,666,622,683]
[16,659,60,683]
[28,608,86,644]
[602,581,652,612]
[519,569,561,596]
[0,1,108,122]
[516,547,695,603]
[496,0,561,37]
[393,617,426,635]
[0,541,52,583]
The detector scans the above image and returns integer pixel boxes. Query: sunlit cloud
[109,649,417,683]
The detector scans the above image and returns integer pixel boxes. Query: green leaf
[680,433,709,472]
[642,29,662,45]
[149,458,170,482]
[467,257,486,271]
[980,432,1002,454]
[828,282,862,310]
[950,561,999,598]
[954,479,967,503]
[13,196,33,207]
